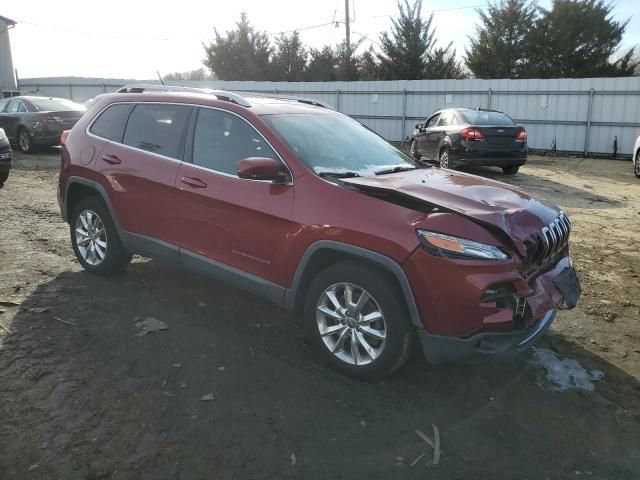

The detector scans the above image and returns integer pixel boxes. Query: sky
[3,0,640,80]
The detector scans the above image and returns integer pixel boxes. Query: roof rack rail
[235,91,335,110]
[115,84,251,108]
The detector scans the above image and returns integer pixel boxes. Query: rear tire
[439,148,450,168]
[17,128,35,154]
[635,152,640,179]
[502,165,520,175]
[70,196,132,275]
[0,171,8,185]
[303,261,414,380]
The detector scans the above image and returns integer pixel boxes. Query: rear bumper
[419,308,556,363]
[451,144,527,167]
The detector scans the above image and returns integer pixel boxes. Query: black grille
[524,211,571,270]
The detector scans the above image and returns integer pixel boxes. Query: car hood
[341,168,561,256]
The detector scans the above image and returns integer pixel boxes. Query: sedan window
[459,110,515,126]
[437,111,455,126]
[425,113,441,128]
[6,101,20,113]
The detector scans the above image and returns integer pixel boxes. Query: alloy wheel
[410,141,418,159]
[635,153,640,178]
[19,130,31,153]
[316,282,387,366]
[439,149,449,168]
[75,210,108,266]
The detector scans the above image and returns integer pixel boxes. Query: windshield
[262,113,419,177]
[459,110,515,126]
[29,98,86,112]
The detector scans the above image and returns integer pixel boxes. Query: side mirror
[237,157,287,182]
[415,123,424,131]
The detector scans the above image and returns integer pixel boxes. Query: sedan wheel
[410,140,420,160]
[439,149,450,168]
[75,210,108,266]
[316,282,387,366]
[635,153,640,179]
[18,130,32,153]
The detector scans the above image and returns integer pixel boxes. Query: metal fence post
[583,88,595,156]
[487,88,492,108]
[401,88,408,141]
[102,83,107,93]
[336,89,341,111]
[68,83,73,100]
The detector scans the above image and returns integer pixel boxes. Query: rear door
[96,102,192,256]
[174,107,295,286]
[418,112,441,159]
[428,110,455,155]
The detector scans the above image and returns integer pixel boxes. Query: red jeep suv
[58,88,581,379]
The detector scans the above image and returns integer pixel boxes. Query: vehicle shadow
[455,165,623,210]
[1,260,639,480]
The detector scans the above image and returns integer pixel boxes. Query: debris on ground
[21,306,50,313]
[173,363,182,368]
[532,348,604,391]
[0,300,20,307]
[201,393,215,401]
[217,366,225,372]
[583,183,594,189]
[133,317,168,337]
[290,453,297,466]
[53,316,78,327]
[197,301,207,308]
[415,425,441,465]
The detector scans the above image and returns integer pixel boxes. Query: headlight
[416,229,509,260]
[0,128,6,142]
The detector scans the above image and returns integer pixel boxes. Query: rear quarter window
[89,104,133,141]
[123,104,190,159]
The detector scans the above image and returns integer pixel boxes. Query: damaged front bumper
[418,308,556,364]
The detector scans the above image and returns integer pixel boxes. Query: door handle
[180,176,207,188]
[101,154,122,165]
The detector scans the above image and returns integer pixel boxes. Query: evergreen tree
[528,0,637,78]
[427,44,468,79]
[271,31,307,81]
[465,0,537,78]
[357,47,381,80]
[304,46,339,81]
[202,12,272,80]
[377,0,436,80]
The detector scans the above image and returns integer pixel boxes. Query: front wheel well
[292,249,405,316]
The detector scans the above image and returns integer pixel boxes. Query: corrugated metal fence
[18,76,640,157]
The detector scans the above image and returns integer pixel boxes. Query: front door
[418,112,441,159]
[174,107,296,287]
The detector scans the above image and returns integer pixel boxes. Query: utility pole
[344,0,351,58]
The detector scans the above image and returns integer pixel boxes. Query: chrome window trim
[85,101,294,184]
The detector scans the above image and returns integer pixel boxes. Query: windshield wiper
[374,165,419,175]
[318,171,361,178]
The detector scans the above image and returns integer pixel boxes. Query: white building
[0,15,17,94]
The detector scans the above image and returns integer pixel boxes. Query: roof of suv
[110,85,335,116]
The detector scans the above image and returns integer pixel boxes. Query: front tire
[502,165,520,175]
[70,196,131,275]
[0,171,8,185]
[304,261,414,380]
[410,140,421,160]
[17,128,35,154]
[635,152,640,179]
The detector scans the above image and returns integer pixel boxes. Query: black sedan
[409,108,527,174]
[0,127,11,185]
[0,96,86,153]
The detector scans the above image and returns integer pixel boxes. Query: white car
[634,134,640,179]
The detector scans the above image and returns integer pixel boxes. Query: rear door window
[437,111,454,126]
[89,104,133,141]
[123,104,190,159]
[191,108,277,175]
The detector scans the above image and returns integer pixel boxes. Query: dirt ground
[1,150,639,480]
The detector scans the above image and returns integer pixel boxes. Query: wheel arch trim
[284,240,423,329]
